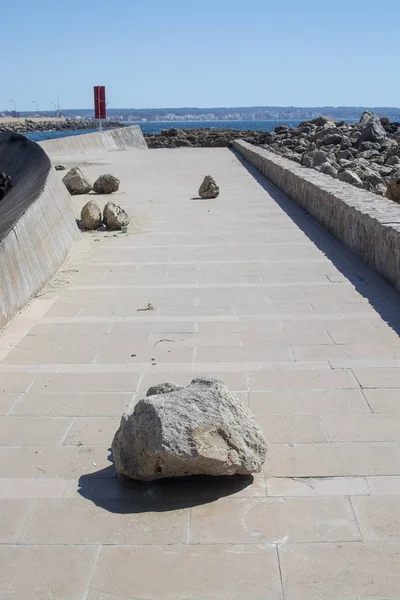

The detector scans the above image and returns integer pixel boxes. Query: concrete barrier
[0,132,79,327]
[40,125,147,157]
[234,140,400,291]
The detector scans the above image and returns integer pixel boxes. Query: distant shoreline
[0,118,122,135]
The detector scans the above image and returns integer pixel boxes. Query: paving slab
[1,146,400,598]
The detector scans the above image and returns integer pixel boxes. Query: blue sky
[2,0,399,111]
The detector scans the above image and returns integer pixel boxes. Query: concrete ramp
[0,132,79,327]
[39,125,147,158]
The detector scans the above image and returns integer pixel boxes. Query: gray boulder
[112,377,267,481]
[361,168,385,194]
[80,200,102,230]
[337,149,355,161]
[374,165,393,177]
[338,170,364,188]
[357,149,381,161]
[359,111,375,125]
[312,116,336,127]
[62,167,92,195]
[359,115,387,144]
[319,162,338,177]
[386,177,400,203]
[385,155,400,167]
[199,175,219,199]
[302,149,328,168]
[93,173,120,194]
[103,201,130,230]
[319,133,343,146]
[313,127,342,147]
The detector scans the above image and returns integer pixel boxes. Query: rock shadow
[78,450,254,514]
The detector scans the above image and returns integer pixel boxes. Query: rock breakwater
[0,119,123,135]
[257,112,400,198]
[144,127,271,148]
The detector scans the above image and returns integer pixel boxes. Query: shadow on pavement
[234,150,400,336]
[78,450,254,513]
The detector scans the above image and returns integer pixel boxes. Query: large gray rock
[385,155,400,167]
[80,200,102,230]
[313,127,342,146]
[112,377,267,481]
[359,111,375,126]
[103,201,130,230]
[359,115,387,144]
[319,162,338,177]
[318,133,343,146]
[312,116,336,127]
[62,167,92,195]
[302,149,328,168]
[199,175,219,199]
[338,169,364,188]
[93,173,120,194]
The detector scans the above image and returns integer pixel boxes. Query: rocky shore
[0,119,123,135]
[144,127,272,149]
[145,113,400,200]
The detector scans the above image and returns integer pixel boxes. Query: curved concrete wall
[0,132,79,327]
[39,125,147,157]
[234,140,400,291]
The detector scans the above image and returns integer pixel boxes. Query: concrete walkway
[1,147,400,599]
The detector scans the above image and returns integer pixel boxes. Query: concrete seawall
[0,132,79,327]
[234,140,400,291]
[39,125,147,157]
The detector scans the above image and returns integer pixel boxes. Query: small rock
[386,177,400,203]
[338,169,364,188]
[103,201,130,230]
[93,174,120,194]
[62,167,92,195]
[80,201,102,230]
[199,175,219,199]
[54,164,66,171]
[112,377,267,481]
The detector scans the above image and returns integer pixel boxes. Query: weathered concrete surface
[0,132,79,326]
[0,147,400,599]
[40,125,147,158]
[234,140,400,291]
